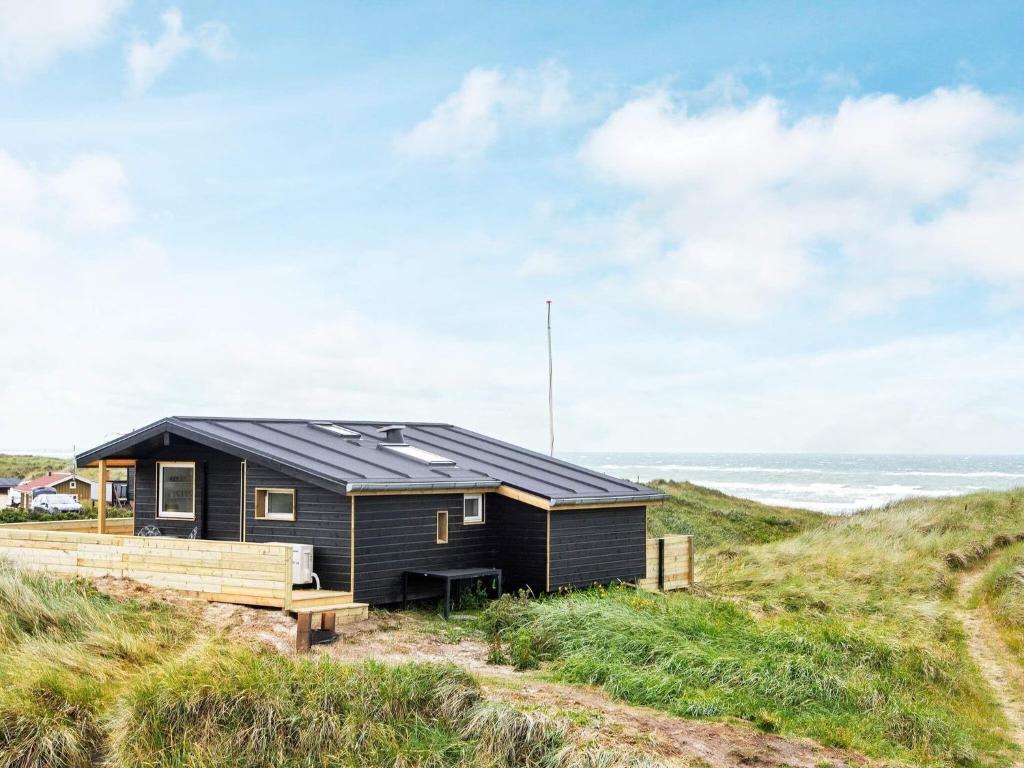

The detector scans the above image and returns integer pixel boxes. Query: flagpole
[547,300,554,457]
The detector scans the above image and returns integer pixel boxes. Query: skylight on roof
[381,444,456,466]
[309,421,360,438]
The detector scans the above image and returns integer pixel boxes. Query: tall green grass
[0,562,648,768]
[483,587,1006,766]
[483,489,1024,767]
[110,649,642,768]
[0,562,194,767]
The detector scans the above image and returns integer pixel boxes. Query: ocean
[562,453,1024,514]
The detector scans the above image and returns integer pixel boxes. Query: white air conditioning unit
[268,542,315,585]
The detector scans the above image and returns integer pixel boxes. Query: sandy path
[957,565,1024,751]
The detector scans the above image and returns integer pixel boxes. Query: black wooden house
[76,417,666,605]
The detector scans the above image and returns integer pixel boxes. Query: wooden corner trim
[545,509,551,592]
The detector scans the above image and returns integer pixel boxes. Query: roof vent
[377,424,406,444]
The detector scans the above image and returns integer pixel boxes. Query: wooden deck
[0,524,369,634]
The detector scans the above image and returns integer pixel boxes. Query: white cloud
[0,0,127,79]
[127,7,232,94]
[51,154,132,231]
[396,61,570,159]
[0,149,130,267]
[580,86,1024,321]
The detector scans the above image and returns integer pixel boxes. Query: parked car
[32,486,57,497]
[31,494,83,514]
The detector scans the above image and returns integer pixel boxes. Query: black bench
[402,567,503,619]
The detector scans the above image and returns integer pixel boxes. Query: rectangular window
[436,510,449,543]
[255,488,296,521]
[157,462,195,519]
[463,493,484,524]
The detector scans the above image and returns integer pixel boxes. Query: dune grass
[646,480,827,547]
[108,648,643,768]
[483,488,1024,767]
[0,562,649,768]
[0,453,118,484]
[0,562,195,768]
[0,454,71,481]
[972,541,1024,659]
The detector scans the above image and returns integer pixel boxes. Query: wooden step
[295,603,369,652]
[290,589,353,609]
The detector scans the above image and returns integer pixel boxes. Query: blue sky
[2,1,1024,455]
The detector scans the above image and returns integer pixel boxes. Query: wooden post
[97,460,108,534]
[295,612,311,653]
[658,537,665,591]
[687,534,695,588]
[322,611,336,633]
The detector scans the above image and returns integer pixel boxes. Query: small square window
[436,510,449,543]
[255,488,296,521]
[463,494,484,525]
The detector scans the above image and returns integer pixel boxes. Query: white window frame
[436,510,449,543]
[156,461,196,520]
[255,487,296,522]
[463,493,485,525]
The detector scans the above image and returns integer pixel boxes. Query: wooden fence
[0,528,293,608]
[640,534,693,591]
[0,517,134,534]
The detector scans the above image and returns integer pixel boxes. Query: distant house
[0,478,20,508]
[76,417,667,605]
[13,472,94,509]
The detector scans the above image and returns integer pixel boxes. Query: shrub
[0,506,132,524]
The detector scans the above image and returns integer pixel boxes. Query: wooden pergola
[91,458,136,534]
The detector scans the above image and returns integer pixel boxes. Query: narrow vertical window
[436,510,449,544]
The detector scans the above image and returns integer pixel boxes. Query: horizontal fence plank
[0,517,134,534]
[0,527,291,606]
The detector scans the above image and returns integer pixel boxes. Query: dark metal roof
[76,416,666,506]
[0,477,21,488]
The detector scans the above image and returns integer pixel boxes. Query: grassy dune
[484,488,1024,767]
[0,563,647,768]
[647,480,827,546]
[0,454,71,481]
[0,453,119,485]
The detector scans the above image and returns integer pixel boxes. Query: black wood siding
[130,435,646,604]
[134,441,241,540]
[244,462,351,592]
[354,494,498,605]
[548,507,647,589]
[488,495,547,594]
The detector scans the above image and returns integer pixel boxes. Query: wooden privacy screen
[0,517,134,534]
[640,534,693,591]
[0,528,293,608]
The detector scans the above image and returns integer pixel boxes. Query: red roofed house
[13,472,93,509]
